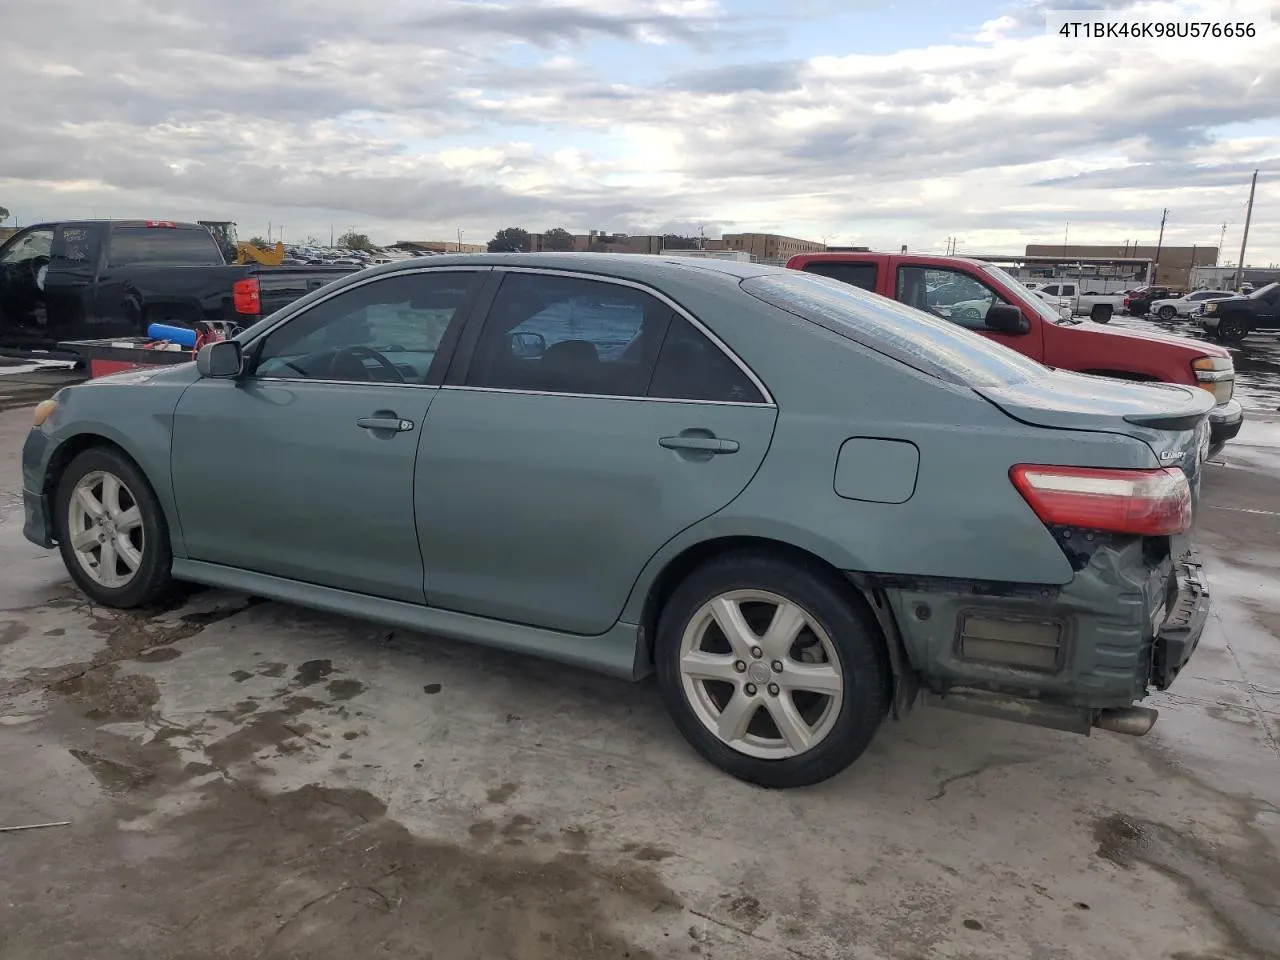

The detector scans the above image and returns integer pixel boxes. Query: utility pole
[330,224,334,247]
[1217,223,1227,266]
[1234,169,1258,289]
[1063,221,1069,258]
[1153,208,1167,283]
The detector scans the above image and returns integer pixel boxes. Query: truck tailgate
[254,267,358,314]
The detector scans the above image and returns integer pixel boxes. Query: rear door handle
[356,416,415,432]
[659,435,739,454]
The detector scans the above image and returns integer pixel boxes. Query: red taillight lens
[232,278,261,315]
[1010,465,1192,536]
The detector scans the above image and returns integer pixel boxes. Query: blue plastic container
[147,322,198,347]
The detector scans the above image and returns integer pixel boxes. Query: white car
[1033,282,1126,320]
[1149,290,1236,321]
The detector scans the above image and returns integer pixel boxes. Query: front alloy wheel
[55,447,174,608]
[67,470,145,588]
[1157,305,1177,320]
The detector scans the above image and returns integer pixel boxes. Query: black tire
[1216,317,1249,343]
[53,446,173,608]
[1157,305,1177,321]
[654,551,890,788]
[1090,304,1113,324]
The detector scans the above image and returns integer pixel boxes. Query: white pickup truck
[1030,281,1127,323]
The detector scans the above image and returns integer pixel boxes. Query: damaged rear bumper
[861,542,1209,735]
[1150,554,1209,690]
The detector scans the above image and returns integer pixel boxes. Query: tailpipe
[1094,706,1159,737]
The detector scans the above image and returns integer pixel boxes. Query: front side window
[465,273,673,397]
[897,266,1005,330]
[107,226,224,267]
[253,271,483,384]
[0,228,53,265]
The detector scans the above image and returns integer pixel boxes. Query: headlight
[1193,356,1234,404]
[32,399,58,427]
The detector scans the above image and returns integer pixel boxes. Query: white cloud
[0,0,1277,260]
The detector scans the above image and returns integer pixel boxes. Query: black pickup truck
[1197,281,1280,342]
[0,220,358,352]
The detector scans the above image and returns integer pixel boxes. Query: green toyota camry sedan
[22,254,1214,787]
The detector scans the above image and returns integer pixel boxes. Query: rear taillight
[232,278,261,315]
[1010,464,1192,536]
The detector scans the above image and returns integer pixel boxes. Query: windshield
[981,264,1066,324]
[740,272,1047,389]
[1249,282,1278,300]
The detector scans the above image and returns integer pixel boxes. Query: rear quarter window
[741,271,1046,389]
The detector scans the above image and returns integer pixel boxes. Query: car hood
[1070,318,1230,358]
[1202,295,1249,307]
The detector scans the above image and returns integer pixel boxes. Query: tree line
[486,227,701,253]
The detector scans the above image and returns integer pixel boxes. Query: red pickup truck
[787,252,1243,456]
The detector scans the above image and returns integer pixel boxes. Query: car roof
[23,219,208,231]
[358,252,788,283]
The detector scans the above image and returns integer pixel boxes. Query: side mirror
[985,303,1030,335]
[510,331,546,359]
[196,340,243,378]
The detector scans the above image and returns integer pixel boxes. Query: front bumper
[23,487,55,548]
[21,426,56,549]
[1151,554,1210,690]
[1198,313,1220,330]
[1207,398,1244,456]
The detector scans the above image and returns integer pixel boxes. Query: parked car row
[23,252,1216,787]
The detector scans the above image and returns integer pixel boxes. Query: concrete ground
[1,357,1278,959]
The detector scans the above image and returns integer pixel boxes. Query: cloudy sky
[1,0,1277,261]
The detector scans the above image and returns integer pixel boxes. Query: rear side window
[51,224,99,266]
[800,261,878,292]
[648,315,766,404]
[466,273,672,398]
[741,271,1046,389]
[108,226,224,267]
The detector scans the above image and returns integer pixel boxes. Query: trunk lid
[252,266,358,314]
[976,369,1214,496]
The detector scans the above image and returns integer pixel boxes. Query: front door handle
[356,416,415,432]
[659,435,739,454]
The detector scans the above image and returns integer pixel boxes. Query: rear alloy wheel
[655,553,889,787]
[55,447,173,608]
[1215,317,1249,343]
[1157,305,1177,320]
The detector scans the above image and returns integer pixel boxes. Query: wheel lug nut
[768,683,780,696]
[733,661,746,673]
[770,660,783,673]
[750,646,763,659]
[744,683,757,696]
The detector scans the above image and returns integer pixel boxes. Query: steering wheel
[331,345,404,383]
[956,305,983,322]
